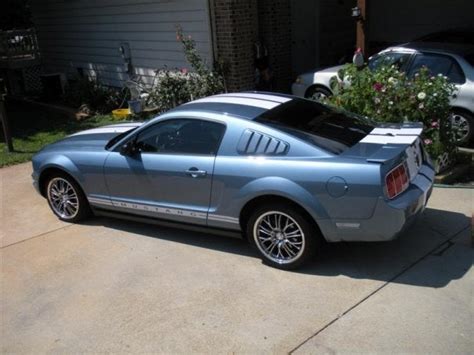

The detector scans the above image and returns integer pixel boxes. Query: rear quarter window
[255,99,374,155]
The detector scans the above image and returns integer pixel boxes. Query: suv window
[408,53,466,84]
[368,51,412,71]
[255,99,374,155]
[135,119,225,155]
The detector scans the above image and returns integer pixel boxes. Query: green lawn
[0,101,123,167]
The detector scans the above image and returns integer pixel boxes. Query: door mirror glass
[120,140,137,156]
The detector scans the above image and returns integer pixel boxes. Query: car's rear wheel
[246,203,320,270]
[450,110,473,146]
[46,173,91,222]
[306,86,332,102]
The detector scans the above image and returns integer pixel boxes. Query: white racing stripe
[88,196,207,219]
[208,214,239,224]
[188,96,280,110]
[70,123,141,137]
[370,127,423,136]
[361,135,419,144]
[214,93,292,103]
[88,196,239,224]
[361,127,422,145]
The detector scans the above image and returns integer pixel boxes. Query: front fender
[237,176,330,220]
[36,153,85,192]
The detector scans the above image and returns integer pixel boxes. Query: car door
[407,52,466,88]
[103,118,226,225]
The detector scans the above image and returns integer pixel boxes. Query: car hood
[315,64,345,75]
[299,65,345,85]
[41,122,142,152]
[301,64,344,77]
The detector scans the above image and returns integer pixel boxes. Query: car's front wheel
[247,204,320,270]
[46,173,91,222]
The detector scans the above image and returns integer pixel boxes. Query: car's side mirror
[120,140,138,156]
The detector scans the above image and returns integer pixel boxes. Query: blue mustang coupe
[32,93,434,269]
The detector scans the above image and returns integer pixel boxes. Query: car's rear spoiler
[366,145,407,163]
[363,123,423,164]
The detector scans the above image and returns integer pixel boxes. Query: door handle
[185,167,207,178]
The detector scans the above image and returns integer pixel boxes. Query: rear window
[255,99,374,154]
[464,52,474,67]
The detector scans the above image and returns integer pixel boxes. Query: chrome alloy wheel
[451,113,470,143]
[253,211,305,264]
[47,177,80,219]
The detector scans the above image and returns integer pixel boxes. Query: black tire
[45,172,91,223]
[246,203,321,270]
[305,86,332,102]
[451,110,473,146]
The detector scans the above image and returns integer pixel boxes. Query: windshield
[255,99,374,155]
[368,51,412,71]
[105,127,139,150]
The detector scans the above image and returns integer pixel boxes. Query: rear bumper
[321,163,435,242]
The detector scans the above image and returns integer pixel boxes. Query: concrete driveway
[1,162,472,353]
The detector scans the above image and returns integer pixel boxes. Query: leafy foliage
[149,26,225,113]
[63,77,125,114]
[0,101,119,167]
[328,64,457,158]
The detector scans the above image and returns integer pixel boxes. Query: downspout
[207,0,218,64]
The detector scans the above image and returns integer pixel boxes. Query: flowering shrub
[328,64,457,160]
[149,27,225,112]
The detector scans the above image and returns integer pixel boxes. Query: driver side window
[135,119,226,156]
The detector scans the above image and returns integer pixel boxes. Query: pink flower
[431,121,439,128]
[373,82,383,92]
[181,68,188,74]
[424,139,432,145]
[176,34,182,41]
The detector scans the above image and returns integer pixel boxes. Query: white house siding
[369,0,474,44]
[30,0,214,87]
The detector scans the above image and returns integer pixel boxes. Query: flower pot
[111,108,130,120]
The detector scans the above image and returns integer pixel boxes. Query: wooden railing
[0,28,40,61]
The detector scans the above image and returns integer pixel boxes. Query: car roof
[169,92,295,121]
[394,41,474,58]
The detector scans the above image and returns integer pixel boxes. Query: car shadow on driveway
[85,207,471,289]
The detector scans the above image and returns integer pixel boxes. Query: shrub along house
[26,0,474,94]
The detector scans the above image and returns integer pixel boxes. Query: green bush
[328,64,457,159]
[149,26,225,113]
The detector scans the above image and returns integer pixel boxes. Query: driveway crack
[1,225,73,249]
[288,224,470,354]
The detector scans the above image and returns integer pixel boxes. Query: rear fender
[237,176,330,220]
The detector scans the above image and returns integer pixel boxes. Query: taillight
[385,162,409,199]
